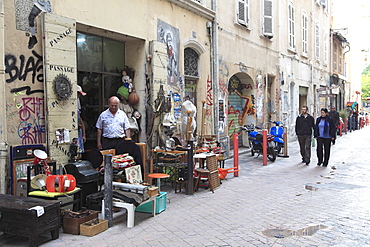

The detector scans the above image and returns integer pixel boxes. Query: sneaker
[28,36,37,49]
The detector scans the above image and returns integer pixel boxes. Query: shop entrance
[227,73,255,149]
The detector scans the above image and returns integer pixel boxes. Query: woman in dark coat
[314,108,336,167]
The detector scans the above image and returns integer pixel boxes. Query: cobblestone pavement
[2,127,370,247]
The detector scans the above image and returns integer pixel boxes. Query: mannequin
[181,96,197,140]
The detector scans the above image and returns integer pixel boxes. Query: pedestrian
[77,85,87,159]
[314,108,336,167]
[295,106,315,165]
[328,106,339,144]
[348,111,355,132]
[96,96,131,150]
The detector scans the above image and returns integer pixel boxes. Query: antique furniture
[0,194,60,247]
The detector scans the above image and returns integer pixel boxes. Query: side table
[148,173,170,191]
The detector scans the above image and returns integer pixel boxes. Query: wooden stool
[148,173,170,192]
[194,168,214,193]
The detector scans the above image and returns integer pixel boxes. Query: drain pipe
[0,0,8,194]
[211,0,219,142]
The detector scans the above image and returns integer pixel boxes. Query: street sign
[319,94,336,97]
[317,87,327,92]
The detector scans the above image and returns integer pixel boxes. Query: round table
[148,173,170,191]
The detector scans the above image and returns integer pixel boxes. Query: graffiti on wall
[5,50,44,89]
[157,19,180,85]
[17,97,45,144]
[5,49,45,144]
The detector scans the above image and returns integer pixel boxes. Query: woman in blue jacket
[314,108,336,167]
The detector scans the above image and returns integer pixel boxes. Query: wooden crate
[80,219,108,236]
[63,210,99,235]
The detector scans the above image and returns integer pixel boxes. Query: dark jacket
[295,114,315,136]
[328,110,340,126]
[314,116,336,139]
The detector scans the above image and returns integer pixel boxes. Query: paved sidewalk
[1,127,370,246]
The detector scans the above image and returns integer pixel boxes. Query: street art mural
[15,0,52,49]
[4,0,51,145]
[157,19,180,86]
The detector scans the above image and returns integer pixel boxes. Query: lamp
[33,149,51,176]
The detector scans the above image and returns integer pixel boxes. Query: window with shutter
[324,31,328,64]
[288,2,295,50]
[315,22,320,60]
[302,11,308,55]
[237,0,249,26]
[263,0,273,37]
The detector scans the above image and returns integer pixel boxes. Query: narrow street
[2,126,370,247]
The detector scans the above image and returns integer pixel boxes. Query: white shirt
[95,109,130,138]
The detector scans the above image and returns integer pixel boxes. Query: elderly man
[96,96,131,150]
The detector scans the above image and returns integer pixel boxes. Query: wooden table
[0,194,60,247]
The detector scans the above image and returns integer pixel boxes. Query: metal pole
[186,140,194,195]
[283,127,288,156]
[103,154,113,227]
[233,134,239,177]
[262,129,267,166]
[0,0,8,194]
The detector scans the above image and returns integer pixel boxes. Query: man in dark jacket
[295,106,315,165]
[328,106,339,144]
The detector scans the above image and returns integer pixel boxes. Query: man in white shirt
[96,96,130,150]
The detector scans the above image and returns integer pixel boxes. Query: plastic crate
[135,192,167,214]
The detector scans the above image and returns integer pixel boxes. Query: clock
[53,74,72,100]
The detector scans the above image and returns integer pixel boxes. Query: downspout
[0,0,8,194]
[212,0,219,142]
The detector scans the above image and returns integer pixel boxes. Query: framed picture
[125,165,142,184]
[13,158,34,196]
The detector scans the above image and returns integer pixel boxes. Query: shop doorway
[227,73,255,149]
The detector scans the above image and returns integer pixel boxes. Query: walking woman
[314,108,336,167]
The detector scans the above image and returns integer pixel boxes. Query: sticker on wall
[55,128,70,144]
[173,92,181,119]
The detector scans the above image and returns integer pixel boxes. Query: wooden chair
[194,154,220,193]
[27,163,82,211]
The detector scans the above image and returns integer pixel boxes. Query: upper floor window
[237,0,249,26]
[288,2,296,50]
[302,11,308,55]
[315,22,320,60]
[324,31,328,64]
[184,48,199,77]
[262,0,273,38]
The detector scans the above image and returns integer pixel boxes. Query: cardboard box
[147,186,159,197]
[80,219,108,237]
[63,210,99,235]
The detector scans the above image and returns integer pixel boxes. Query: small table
[0,194,60,247]
[148,173,170,191]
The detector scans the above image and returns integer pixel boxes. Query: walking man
[295,106,315,165]
[328,106,339,144]
[96,96,131,150]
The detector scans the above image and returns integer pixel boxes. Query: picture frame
[13,158,51,196]
[13,158,34,196]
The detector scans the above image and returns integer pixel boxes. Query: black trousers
[316,137,332,165]
[297,135,312,162]
[102,137,124,150]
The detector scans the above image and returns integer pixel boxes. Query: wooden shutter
[315,23,320,60]
[237,0,248,26]
[263,0,273,37]
[42,13,77,163]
